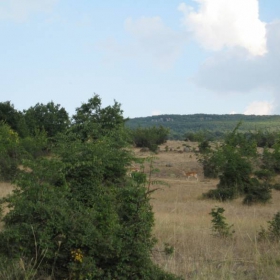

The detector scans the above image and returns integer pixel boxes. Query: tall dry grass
[0,182,14,231]
[141,141,280,279]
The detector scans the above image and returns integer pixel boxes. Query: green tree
[131,126,169,152]
[0,101,28,137]
[210,207,234,237]
[0,98,179,279]
[24,101,70,138]
[202,123,270,204]
[0,122,22,181]
[71,94,127,142]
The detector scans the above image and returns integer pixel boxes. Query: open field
[0,140,280,279]
[134,140,280,279]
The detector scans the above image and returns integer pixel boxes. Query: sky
[1,0,280,118]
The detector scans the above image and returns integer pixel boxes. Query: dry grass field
[0,140,280,279]
[134,140,280,279]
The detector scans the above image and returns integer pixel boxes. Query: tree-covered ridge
[126,114,280,139]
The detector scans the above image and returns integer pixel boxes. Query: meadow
[0,140,280,279]
[134,140,280,279]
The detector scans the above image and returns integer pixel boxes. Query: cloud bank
[244,101,274,115]
[178,0,267,56]
[191,21,280,113]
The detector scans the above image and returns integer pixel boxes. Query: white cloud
[152,110,161,116]
[190,21,280,113]
[244,101,274,115]
[178,0,267,56]
[0,0,58,22]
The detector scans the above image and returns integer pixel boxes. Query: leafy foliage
[0,96,179,279]
[243,180,272,205]
[0,122,21,181]
[209,207,234,238]
[202,123,271,204]
[131,126,169,152]
[71,94,127,142]
[258,212,280,242]
[24,101,70,138]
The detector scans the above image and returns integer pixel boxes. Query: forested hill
[126,114,280,139]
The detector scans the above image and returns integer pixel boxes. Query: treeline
[126,114,280,140]
[0,97,179,279]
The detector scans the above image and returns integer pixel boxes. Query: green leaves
[0,97,178,279]
[210,207,234,238]
[131,126,169,152]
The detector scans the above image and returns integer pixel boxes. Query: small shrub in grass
[203,186,238,201]
[258,212,280,241]
[210,206,234,237]
[254,169,274,181]
[272,183,280,191]
[131,125,169,152]
[198,139,211,154]
[243,180,272,205]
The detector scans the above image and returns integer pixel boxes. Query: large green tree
[71,94,127,142]
[0,97,179,279]
[24,101,70,138]
[0,101,28,137]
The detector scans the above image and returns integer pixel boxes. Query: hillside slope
[126,114,280,139]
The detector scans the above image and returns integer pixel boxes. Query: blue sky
[1,0,280,118]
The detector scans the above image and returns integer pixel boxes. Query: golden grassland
[135,140,280,279]
[0,140,279,279]
[134,141,280,279]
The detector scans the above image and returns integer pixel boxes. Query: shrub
[209,207,234,237]
[131,126,169,152]
[0,98,179,279]
[202,123,270,205]
[198,140,211,154]
[20,129,49,159]
[254,169,274,181]
[203,187,238,201]
[0,122,21,181]
[258,212,280,241]
[243,180,272,205]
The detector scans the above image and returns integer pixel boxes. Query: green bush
[131,126,169,152]
[203,187,238,201]
[209,207,234,237]
[258,212,280,241]
[202,123,271,205]
[243,181,272,205]
[272,183,280,191]
[254,169,274,181]
[0,122,21,181]
[198,140,211,154]
[0,97,179,279]
[20,129,49,159]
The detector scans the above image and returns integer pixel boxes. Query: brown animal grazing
[183,171,198,181]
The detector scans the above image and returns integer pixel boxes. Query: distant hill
[126,114,280,140]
